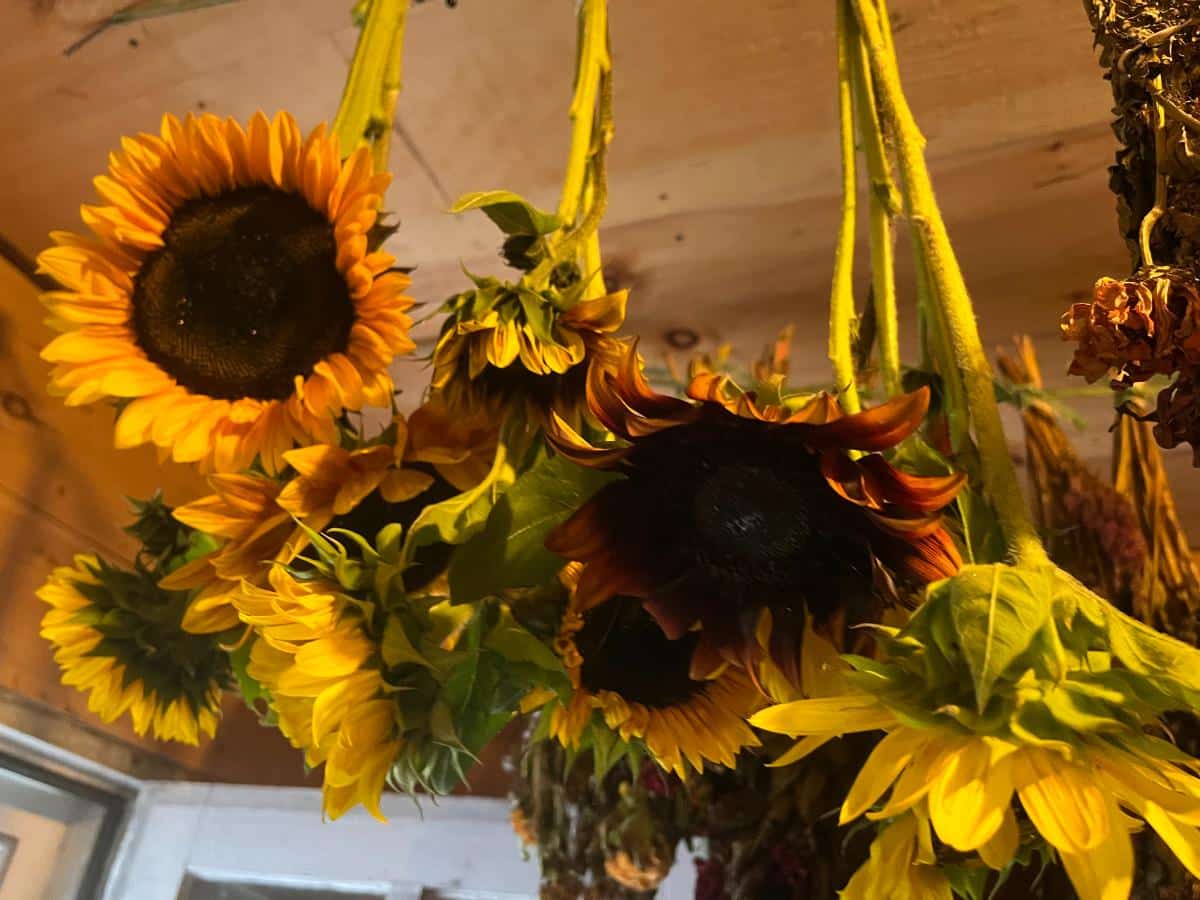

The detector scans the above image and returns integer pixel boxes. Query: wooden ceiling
[1,0,1191,783]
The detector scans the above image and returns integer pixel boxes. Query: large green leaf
[450,190,562,237]
[447,454,617,605]
[938,564,1052,712]
[403,440,517,560]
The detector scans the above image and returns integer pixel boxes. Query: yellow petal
[749,695,894,737]
[1058,800,1133,900]
[977,805,1019,870]
[927,737,1015,852]
[841,728,930,823]
[1014,748,1110,853]
[1143,801,1200,879]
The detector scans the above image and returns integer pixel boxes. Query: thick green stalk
[557,0,610,228]
[850,0,1047,566]
[332,0,410,170]
[850,32,902,396]
[829,0,862,414]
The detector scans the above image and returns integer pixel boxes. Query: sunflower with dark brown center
[545,344,965,692]
[548,565,761,778]
[38,111,414,473]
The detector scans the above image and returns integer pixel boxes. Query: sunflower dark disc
[132,187,355,400]
[575,595,702,708]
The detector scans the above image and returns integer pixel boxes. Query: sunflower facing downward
[431,283,627,426]
[238,565,401,821]
[547,564,761,778]
[545,344,964,692]
[38,554,229,744]
[38,111,415,473]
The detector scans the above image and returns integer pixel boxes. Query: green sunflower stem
[850,30,902,398]
[540,0,612,300]
[829,0,862,414]
[332,0,411,170]
[848,0,1048,568]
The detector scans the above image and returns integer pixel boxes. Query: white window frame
[0,724,696,899]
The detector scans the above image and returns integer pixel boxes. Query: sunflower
[431,283,627,426]
[545,343,965,691]
[547,564,761,778]
[164,398,496,633]
[38,111,415,474]
[752,692,1200,900]
[38,554,229,744]
[238,565,401,821]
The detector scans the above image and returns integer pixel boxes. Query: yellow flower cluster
[238,565,401,821]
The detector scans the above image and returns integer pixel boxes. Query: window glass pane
[0,764,115,900]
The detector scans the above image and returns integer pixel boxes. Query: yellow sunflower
[431,285,627,425]
[237,564,401,821]
[164,398,497,634]
[547,564,761,778]
[38,554,228,744]
[752,693,1200,900]
[38,110,415,474]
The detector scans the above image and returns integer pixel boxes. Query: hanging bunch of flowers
[28,0,1200,897]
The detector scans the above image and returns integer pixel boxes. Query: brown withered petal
[545,341,964,692]
[1062,270,1200,386]
[1154,369,1200,467]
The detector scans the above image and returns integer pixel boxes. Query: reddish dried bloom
[1062,270,1200,385]
[1154,368,1200,466]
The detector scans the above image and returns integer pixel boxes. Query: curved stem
[830,0,862,414]
[850,0,1047,567]
[332,0,411,170]
[1140,76,1168,267]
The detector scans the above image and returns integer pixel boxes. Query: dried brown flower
[1062,270,1200,386]
[1153,368,1200,467]
[603,850,670,893]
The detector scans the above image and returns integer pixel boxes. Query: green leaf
[450,190,562,237]
[403,439,517,560]
[228,638,270,720]
[590,722,621,781]
[1101,600,1200,694]
[484,607,565,676]
[936,564,1052,712]
[448,454,618,605]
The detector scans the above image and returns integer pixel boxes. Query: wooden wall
[0,0,1195,787]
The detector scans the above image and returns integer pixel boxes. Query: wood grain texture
[1,0,1197,790]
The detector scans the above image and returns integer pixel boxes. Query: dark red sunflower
[545,343,964,691]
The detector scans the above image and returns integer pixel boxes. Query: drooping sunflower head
[165,397,498,634]
[431,277,627,426]
[238,565,402,821]
[546,343,965,691]
[38,111,415,474]
[549,564,761,778]
[37,554,229,744]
